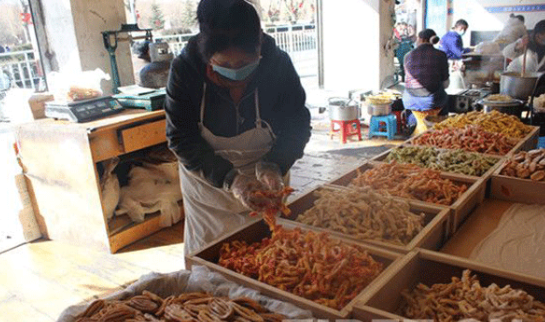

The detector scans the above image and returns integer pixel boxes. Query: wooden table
[16,109,174,253]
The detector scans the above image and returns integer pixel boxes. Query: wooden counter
[16,109,175,253]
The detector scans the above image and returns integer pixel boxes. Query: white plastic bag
[48,68,110,102]
[100,158,120,220]
[116,162,183,226]
[56,266,313,322]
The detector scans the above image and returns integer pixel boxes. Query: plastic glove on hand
[256,162,284,191]
[230,173,272,212]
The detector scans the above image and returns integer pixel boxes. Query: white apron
[180,83,276,256]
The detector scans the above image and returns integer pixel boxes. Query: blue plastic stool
[368,115,397,140]
[539,136,545,149]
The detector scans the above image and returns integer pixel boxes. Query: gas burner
[464,89,484,97]
[450,88,492,114]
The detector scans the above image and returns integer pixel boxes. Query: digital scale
[45,96,124,123]
[114,88,166,111]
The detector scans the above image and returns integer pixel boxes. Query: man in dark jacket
[165,0,311,254]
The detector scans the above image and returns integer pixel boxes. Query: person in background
[503,19,545,73]
[440,19,471,91]
[394,22,415,82]
[402,29,450,135]
[132,41,151,86]
[494,14,527,47]
[439,19,471,60]
[165,0,311,255]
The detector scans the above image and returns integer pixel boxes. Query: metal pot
[367,103,392,116]
[328,97,360,120]
[499,72,539,100]
[477,97,525,118]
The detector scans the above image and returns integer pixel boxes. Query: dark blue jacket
[439,31,470,60]
[165,34,311,188]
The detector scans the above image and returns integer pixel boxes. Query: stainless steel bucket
[367,103,392,116]
[328,97,360,120]
[500,72,539,100]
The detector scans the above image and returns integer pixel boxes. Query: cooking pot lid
[477,97,524,107]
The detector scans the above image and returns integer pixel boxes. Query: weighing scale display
[45,96,124,123]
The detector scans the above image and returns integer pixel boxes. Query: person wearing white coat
[504,20,545,73]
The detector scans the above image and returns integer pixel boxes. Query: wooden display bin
[328,161,486,235]
[185,219,403,319]
[490,162,545,205]
[16,109,178,253]
[370,147,503,181]
[283,185,451,253]
[403,125,539,157]
[353,249,545,321]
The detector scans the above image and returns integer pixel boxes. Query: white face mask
[457,30,466,36]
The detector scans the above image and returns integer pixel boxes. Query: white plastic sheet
[116,162,183,226]
[56,265,312,322]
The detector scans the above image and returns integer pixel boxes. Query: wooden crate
[328,161,486,235]
[353,249,545,321]
[371,147,504,181]
[16,109,177,253]
[490,162,545,205]
[403,125,540,157]
[510,125,540,155]
[283,185,451,253]
[185,219,403,319]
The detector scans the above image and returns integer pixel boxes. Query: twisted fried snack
[434,110,533,139]
[75,291,283,322]
[295,186,425,245]
[249,187,294,231]
[413,125,518,156]
[349,162,468,206]
[219,226,384,310]
[385,146,499,177]
[400,270,545,321]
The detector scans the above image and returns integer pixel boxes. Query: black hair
[196,0,262,61]
[528,20,545,63]
[133,41,151,61]
[454,19,469,28]
[510,13,525,23]
[418,29,439,44]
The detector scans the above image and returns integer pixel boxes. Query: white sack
[100,158,120,220]
[56,266,313,322]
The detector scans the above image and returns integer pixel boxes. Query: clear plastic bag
[48,68,110,102]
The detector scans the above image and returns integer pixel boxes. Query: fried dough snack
[349,162,468,206]
[400,270,545,321]
[433,111,532,139]
[413,126,518,155]
[249,187,294,231]
[295,186,425,245]
[386,146,499,176]
[501,149,545,181]
[219,227,384,310]
[75,291,284,322]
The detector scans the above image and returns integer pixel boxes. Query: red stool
[392,110,404,135]
[329,119,362,144]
